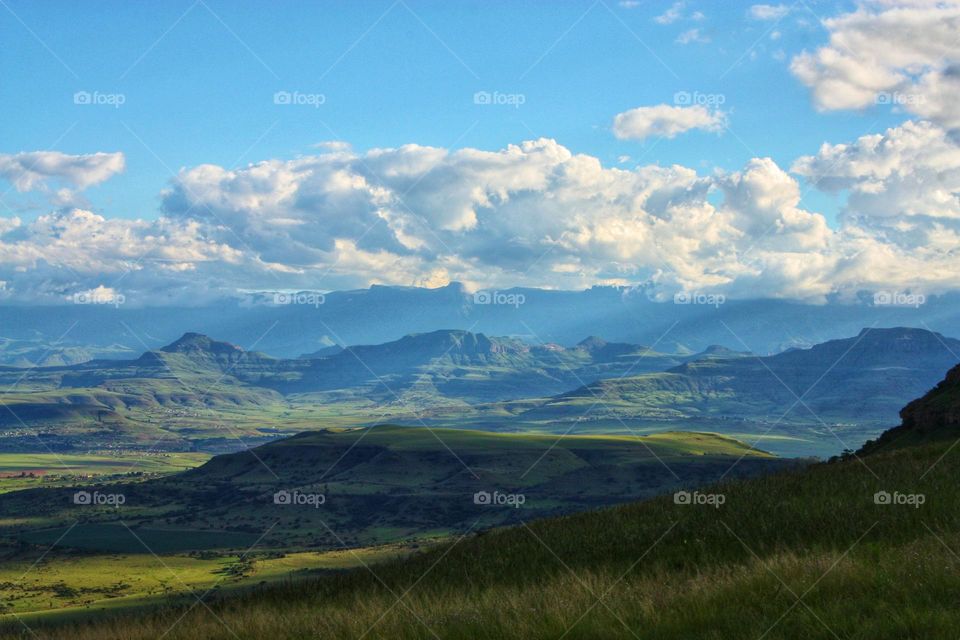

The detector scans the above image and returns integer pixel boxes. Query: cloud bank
[0,121,957,305]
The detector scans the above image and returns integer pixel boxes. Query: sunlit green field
[0,542,414,621]
[2,436,955,639]
[0,453,211,494]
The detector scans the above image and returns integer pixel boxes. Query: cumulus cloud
[0,151,125,209]
[791,119,960,294]
[2,123,960,305]
[612,104,726,140]
[790,0,960,130]
[793,119,960,225]
[0,151,124,193]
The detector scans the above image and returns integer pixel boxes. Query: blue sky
[1,0,958,303]
[4,0,888,223]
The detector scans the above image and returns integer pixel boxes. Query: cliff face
[859,362,960,455]
[899,364,960,431]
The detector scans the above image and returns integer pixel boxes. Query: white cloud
[655,1,685,24]
[749,4,790,20]
[792,119,960,223]
[0,151,125,195]
[312,141,351,152]
[612,104,726,140]
[791,0,960,130]
[676,28,709,44]
[2,123,960,304]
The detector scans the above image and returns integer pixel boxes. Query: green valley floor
[1,432,956,639]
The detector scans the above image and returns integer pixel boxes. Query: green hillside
[3,426,957,638]
[3,335,959,638]
[0,426,783,553]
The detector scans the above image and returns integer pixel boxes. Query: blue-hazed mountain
[522,328,960,436]
[0,325,957,459]
[12,330,686,402]
[2,283,960,363]
[0,329,694,452]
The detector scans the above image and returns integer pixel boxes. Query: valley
[0,322,957,633]
[1,326,956,457]
[2,360,959,638]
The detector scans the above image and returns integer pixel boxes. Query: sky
[1,0,959,305]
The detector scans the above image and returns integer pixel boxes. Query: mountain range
[0,326,956,457]
[2,283,959,364]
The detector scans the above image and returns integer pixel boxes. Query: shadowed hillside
[3,385,959,638]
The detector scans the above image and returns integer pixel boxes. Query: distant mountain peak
[396,329,525,355]
[576,336,608,350]
[160,333,244,355]
[702,345,736,355]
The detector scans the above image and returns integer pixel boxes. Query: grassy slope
[0,453,210,493]
[3,433,957,639]
[0,543,415,621]
[0,427,782,553]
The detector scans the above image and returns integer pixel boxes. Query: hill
[3,404,959,637]
[2,327,957,457]
[520,327,960,454]
[858,360,960,454]
[0,329,688,452]
[0,426,784,553]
